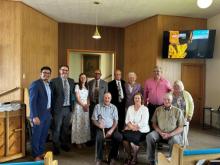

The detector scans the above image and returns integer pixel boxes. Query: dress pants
[147,103,161,130]
[31,117,51,158]
[89,101,97,142]
[95,128,122,160]
[115,101,125,132]
[52,107,72,149]
[146,130,182,162]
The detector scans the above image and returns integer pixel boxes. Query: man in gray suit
[88,69,108,142]
[51,65,75,155]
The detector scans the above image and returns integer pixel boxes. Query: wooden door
[181,63,205,125]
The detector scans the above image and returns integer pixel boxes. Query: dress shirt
[116,80,124,99]
[144,77,172,105]
[152,105,184,132]
[92,103,118,129]
[125,105,150,133]
[43,81,51,109]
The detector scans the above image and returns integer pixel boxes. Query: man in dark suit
[88,69,108,142]
[108,69,126,132]
[29,66,52,161]
[51,65,75,155]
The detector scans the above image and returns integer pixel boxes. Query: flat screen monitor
[162,30,216,59]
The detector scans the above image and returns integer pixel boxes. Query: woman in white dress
[71,73,91,148]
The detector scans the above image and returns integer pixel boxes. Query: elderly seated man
[146,93,184,165]
[92,92,122,165]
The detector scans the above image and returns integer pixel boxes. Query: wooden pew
[158,144,220,165]
[2,151,58,165]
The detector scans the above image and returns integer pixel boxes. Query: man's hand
[98,120,105,129]
[105,129,113,138]
[33,117,40,125]
[160,132,173,140]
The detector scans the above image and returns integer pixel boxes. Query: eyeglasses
[60,69,69,72]
[42,71,51,74]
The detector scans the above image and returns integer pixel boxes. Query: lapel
[58,77,64,96]
[39,79,48,100]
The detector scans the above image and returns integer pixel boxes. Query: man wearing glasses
[29,66,52,161]
[51,65,75,155]
[88,69,108,144]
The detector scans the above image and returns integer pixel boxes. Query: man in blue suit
[29,66,52,161]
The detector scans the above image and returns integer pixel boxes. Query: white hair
[154,66,162,72]
[128,72,137,78]
[163,93,173,101]
[174,80,184,91]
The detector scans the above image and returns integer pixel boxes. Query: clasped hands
[82,103,89,112]
[160,132,173,140]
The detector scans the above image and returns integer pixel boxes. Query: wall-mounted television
[162,30,216,59]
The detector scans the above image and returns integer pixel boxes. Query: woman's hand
[83,104,89,112]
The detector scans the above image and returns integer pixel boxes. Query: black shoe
[53,147,60,155]
[61,145,71,152]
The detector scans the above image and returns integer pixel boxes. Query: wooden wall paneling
[0,114,5,157]
[124,16,158,85]
[58,23,124,73]
[0,0,22,102]
[20,3,58,88]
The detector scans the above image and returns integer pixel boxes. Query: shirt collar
[163,105,172,111]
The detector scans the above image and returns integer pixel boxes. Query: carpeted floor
[9,126,220,165]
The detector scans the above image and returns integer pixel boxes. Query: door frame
[181,63,205,125]
[67,49,116,81]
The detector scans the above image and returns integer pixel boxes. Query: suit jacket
[88,79,108,104]
[29,79,51,121]
[51,77,75,114]
[125,83,143,108]
[108,79,126,106]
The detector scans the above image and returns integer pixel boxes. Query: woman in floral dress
[71,73,90,148]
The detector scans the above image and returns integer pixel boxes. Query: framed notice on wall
[82,54,100,78]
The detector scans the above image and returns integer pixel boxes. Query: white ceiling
[21,0,220,27]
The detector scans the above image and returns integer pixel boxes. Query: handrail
[0,87,21,97]
[103,74,112,81]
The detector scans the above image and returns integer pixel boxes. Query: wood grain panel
[0,0,58,102]
[124,16,158,85]
[0,0,22,102]
[9,116,22,155]
[58,23,124,72]
[20,3,58,88]
[0,118,5,157]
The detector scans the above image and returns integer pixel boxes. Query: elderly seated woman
[122,92,150,165]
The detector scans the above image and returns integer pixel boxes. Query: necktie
[117,81,122,102]
[94,80,99,103]
[63,79,69,105]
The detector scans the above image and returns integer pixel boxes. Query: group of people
[29,65,194,165]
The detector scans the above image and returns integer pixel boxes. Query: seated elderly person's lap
[123,130,147,145]
[146,130,182,145]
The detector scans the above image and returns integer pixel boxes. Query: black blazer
[50,77,75,114]
[108,79,126,106]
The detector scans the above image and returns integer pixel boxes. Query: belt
[62,105,71,108]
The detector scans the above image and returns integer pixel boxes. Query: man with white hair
[146,93,184,165]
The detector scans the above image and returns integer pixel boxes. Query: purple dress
[125,83,143,109]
